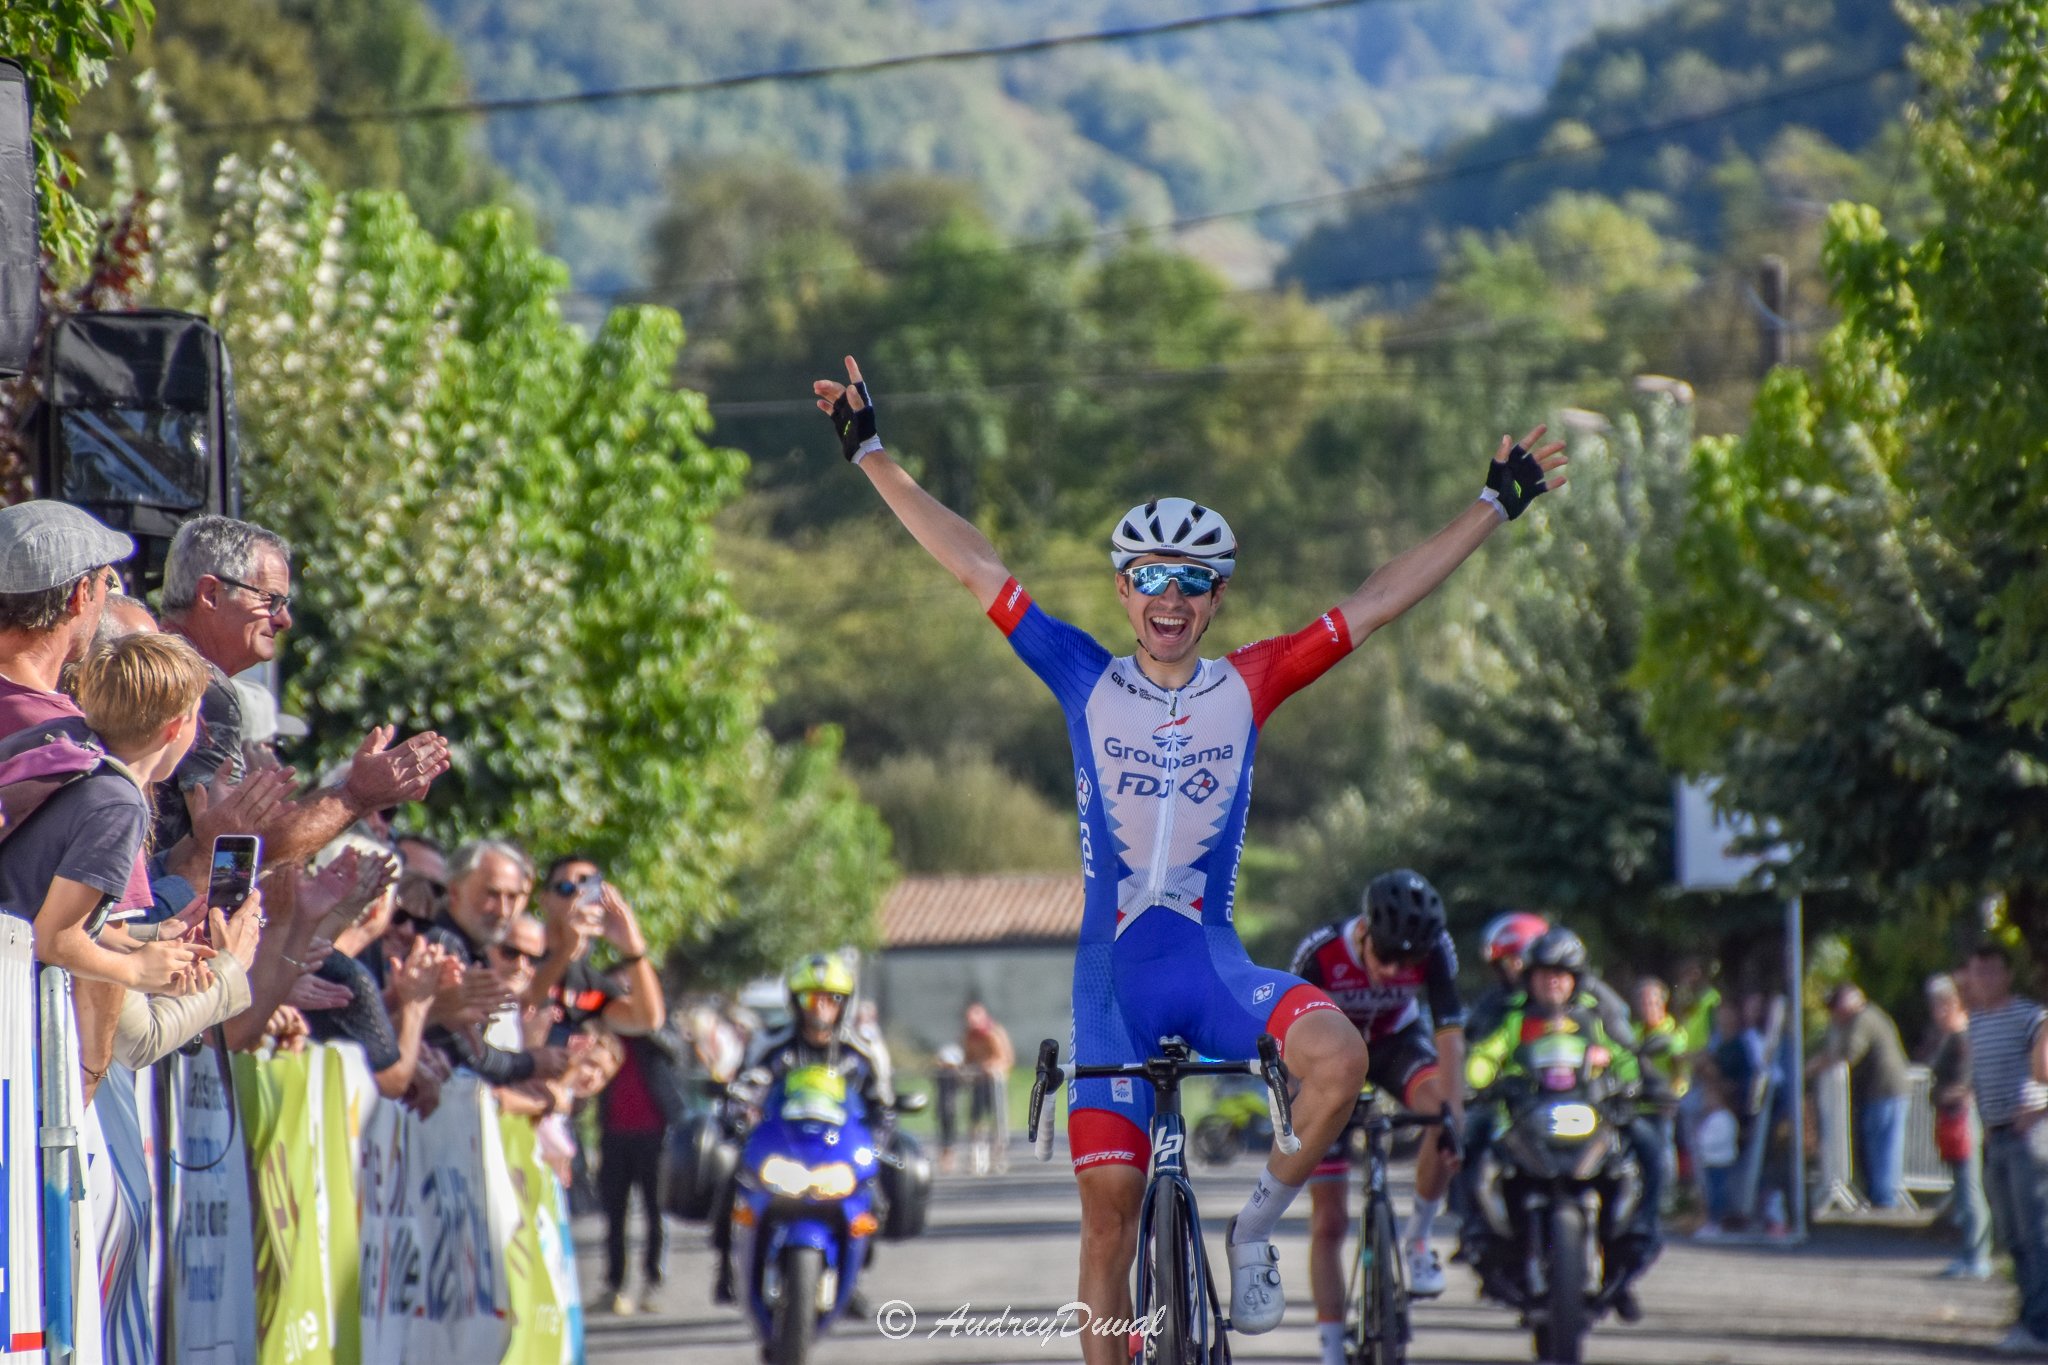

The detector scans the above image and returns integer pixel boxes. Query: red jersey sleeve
[1228,608,1354,728]
[987,577,1032,636]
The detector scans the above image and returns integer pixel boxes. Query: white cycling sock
[1406,1195,1441,1250]
[1233,1167,1302,1244]
[1318,1320,1347,1365]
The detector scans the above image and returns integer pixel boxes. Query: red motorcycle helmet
[1481,911,1550,964]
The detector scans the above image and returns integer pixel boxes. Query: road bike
[1344,1090,1452,1365]
[1028,1035,1300,1365]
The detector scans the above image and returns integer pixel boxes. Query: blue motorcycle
[734,1064,887,1365]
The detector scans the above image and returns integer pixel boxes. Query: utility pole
[1757,255,1791,376]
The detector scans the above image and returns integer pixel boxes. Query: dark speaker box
[20,310,242,585]
[0,58,37,379]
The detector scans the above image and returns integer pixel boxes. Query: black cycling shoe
[713,1262,735,1306]
[1614,1286,1643,1323]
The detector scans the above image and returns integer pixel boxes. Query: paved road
[580,1143,2015,1364]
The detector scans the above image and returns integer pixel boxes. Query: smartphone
[208,834,262,909]
[575,873,604,906]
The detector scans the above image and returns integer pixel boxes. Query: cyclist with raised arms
[809,356,1564,1357]
[1289,870,1464,1365]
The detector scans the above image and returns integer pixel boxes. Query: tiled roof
[878,874,1086,949]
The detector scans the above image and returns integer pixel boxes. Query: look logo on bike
[1290,871,1465,1365]
[810,354,1565,1365]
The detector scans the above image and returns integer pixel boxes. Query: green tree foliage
[1281,0,1916,301]
[2,0,153,269]
[1635,334,2048,959]
[1254,396,1694,967]
[1634,0,2048,966]
[675,724,895,991]
[1825,0,2048,728]
[66,0,497,236]
[93,139,894,956]
[857,747,1074,875]
[424,0,1654,287]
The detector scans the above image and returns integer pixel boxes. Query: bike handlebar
[1026,1034,1301,1162]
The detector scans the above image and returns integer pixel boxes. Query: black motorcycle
[1465,1031,1644,1365]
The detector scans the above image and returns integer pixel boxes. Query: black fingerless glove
[1481,443,1550,520]
[828,381,881,464]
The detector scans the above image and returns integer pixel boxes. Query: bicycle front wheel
[1348,1192,1408,1365]
[1146,1180,1200,1365]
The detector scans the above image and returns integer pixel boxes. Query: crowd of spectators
[0,500,672,1302]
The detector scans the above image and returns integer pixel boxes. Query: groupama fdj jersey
[987,578,1350,1168]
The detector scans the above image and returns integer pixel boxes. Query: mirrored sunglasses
[1122,563,1220,597]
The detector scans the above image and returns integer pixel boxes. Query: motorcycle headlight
[811,1163,857,1198]
[1547,1104,1598,1139]
[761,1156,815,1197]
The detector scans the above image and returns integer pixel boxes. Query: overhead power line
[586,57,1906,308]
[168,0,1383,134]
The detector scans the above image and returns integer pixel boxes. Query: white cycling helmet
[1110,498,1236,577]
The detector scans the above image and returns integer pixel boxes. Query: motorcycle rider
[1290,871,1465,1365]
[712,954,893,1304]
[1459,928,1662,1319]
[1465,912,1551,1043]
[1468,911,1635,1046]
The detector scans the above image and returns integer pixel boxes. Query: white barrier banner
[0,919,40,1363]
[173,1046,258,1365]
[357,1073,510,1363]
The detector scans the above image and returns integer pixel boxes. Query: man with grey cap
[0,500,132,740]
[156,514,452,865]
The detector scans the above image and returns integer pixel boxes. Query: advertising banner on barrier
[172,1045,258,1365]
[92,1066,155,1365]
[497,1113,568,1365]
[239,1046,336,1365]
[358,1095,419,1360]
[404,1075,510,1364]
[0,918,43,1363]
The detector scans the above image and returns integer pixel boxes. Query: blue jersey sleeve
[987,578,1110,714]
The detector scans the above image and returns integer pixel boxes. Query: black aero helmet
[1363,869,1445,961]
[1525,926,1588,974]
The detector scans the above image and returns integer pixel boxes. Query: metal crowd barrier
[1812,1060,1951,1218]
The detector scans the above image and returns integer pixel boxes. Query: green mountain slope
[423,0,1652,288]
[1279,0,1917,299]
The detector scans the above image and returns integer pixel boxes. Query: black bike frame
[1029,1037,1297,1364]
[1348,1092,1452,1365]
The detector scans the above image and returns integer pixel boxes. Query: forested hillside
[424,0,1652,288]
[1281,0,1918,299]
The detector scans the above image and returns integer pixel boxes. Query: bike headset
[1363,868,1446,963]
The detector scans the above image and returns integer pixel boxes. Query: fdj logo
[1112,1077,1134,1104]
[1252,982,1274,1004]
[1076,771,1093,815]
[1116,771,1169,797]
[1178,768,1219,804]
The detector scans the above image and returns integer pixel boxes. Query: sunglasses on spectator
[213,573,293,617]
[1121,563,1221,597]
[494,945,543,967]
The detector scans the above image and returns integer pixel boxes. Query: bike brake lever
[1029,1039,1062,1163]
[1256,1033,1301,1156]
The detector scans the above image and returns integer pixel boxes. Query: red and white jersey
[1289,916,1464,1041]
